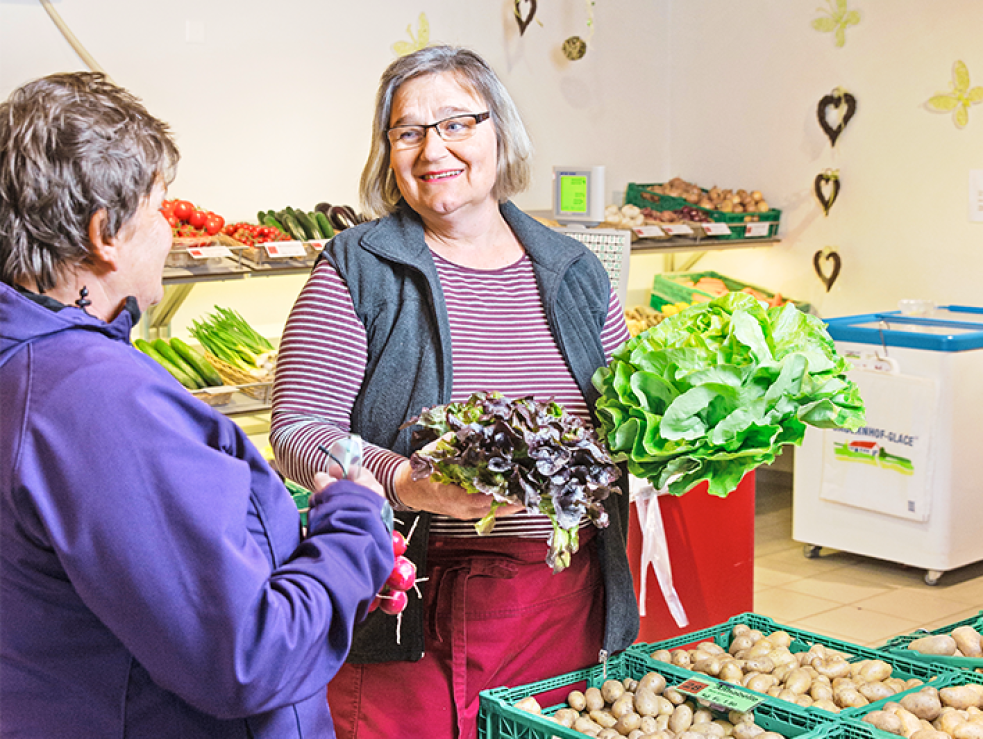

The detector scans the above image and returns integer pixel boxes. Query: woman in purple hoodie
[0,72,394,738]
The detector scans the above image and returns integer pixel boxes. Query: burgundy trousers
[327,528,605,738]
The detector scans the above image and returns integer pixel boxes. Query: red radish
[392,530,407,557]
[367,594,382,613]
[379,589,407,615]
[385,556,416,592]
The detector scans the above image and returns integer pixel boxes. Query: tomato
[172,200,194,221]
[188,209,207,229]
[165,214,179,228]
[204,214,225,236]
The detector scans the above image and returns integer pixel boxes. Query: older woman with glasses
[0,72,394,739]
[271,45,639,738]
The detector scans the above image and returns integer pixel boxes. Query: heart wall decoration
[513,0,537,36]
[814,169,841,216]
[813,248,842,293]
[818,87,857,146]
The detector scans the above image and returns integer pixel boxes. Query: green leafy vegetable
[592,292,865,497]
[189,306,275,375]
[401,392,621,573]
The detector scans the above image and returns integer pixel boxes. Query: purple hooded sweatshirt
[0,281,394,738]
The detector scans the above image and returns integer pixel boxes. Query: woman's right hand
[392,459,525,520]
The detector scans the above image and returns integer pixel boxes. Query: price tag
[701,222,732,236]
[634,225,666,238]
[745,222,772,238]
[264,241,308,258]
[187,245,233,259]
[661,224,695,236]
[675,678,763,713]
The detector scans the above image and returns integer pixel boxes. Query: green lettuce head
[592,292,865,497]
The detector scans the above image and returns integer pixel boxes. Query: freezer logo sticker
[832,425,917,447]
[833,440,914,475]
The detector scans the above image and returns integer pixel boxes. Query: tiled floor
[754,467,983,647]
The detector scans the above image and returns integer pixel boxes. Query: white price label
[187,245,233,259]
[634,225,666,238]
[745,222,772,238]
[701,222,732,236]
[265,241,308,258]
[661,223,695,236]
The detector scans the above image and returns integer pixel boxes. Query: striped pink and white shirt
[271,250,630,538]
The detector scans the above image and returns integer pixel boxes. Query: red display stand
[627,472,755,643]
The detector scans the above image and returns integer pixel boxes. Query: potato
[861,682,899,703]
[514,696,541,714]
[894,706,926,737]
[836,688,869,708]
[785,668,813,695]
[952,627,983,659]
[936,709,968,735]
[814,657,853,680]
[911,730,951,739]
[597,729,620,739]
[633,687,660,717]
[669,703,695,734]
[954,723,983,739]
[610,694,635,719]
[585,687,606,712]
[746,674,778,694]
[651,649,673,663]
[693,708,714,725]
[615,712,642,735]
[673,650,694,668]
[729,635,755,655]
[574,715,603,735]
[720,662,745,683]
[601,679,626,704]
[864,710,905,735]
[590,709,618,729]
[910,635,959,657]
[859,660,893,683]
[553,707,579,727]
[567,689,587,712]
[811,683,835,702]
[639,717,660,734]
[902,689,944,721]
[732,723,766,739]
[770,631,793,648]
[664,688,687,706]
[637,671,668,696]
[745,657,776,674]
[942,686,983,710]
[812,699,841,713]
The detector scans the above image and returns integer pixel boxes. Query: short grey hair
[0,72,179,293]
[359,45,533,219]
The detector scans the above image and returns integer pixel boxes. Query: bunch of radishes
[370,529,417,616]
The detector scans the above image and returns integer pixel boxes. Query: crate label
[745,222,771,238]
[675,678,763,713]
[662,224,695,236]
[265,241,308,258]
[634,225,666,238]
[702,222,732,236]
[187,245,233,259]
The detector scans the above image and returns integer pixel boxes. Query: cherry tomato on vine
[188,209,207,229]
[172,200,194,221]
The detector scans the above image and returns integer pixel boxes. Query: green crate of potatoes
[650,270,812,314]
[626,612,957,720]
[881,611,983,672]
[479,651,839,739]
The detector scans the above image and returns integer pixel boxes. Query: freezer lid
[825,306,983,352]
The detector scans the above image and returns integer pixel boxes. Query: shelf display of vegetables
[593,292,866,498]
[401,391,622,573]
[189,307,276,379]
[134,336,224,390]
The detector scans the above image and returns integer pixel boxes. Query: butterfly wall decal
[392,13,429,57]
[811,0,860,48]
[926,61,983,130]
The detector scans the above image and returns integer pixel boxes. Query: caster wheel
[924,570,943,586]
[803,545,822,559]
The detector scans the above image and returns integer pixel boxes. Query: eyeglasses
[387,111,491,150]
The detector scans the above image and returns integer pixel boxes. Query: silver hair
[0,72,179,292]
[359,45,533,219]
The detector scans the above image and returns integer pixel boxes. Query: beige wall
[2,1,981,338]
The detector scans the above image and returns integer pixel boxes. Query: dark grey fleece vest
[321,200,638,663]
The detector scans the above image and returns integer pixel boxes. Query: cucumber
[152,338,205,389]
[169,337,224,387]
[280,212,308,242]
[313,210,335,239]
[135,338,201,390]
[262,214,287,234]
[306,211,326,239]
[293,209,320,240]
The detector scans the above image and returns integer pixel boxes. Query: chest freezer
[792,306,983,585]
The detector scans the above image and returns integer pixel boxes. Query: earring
[75,286,92,311]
